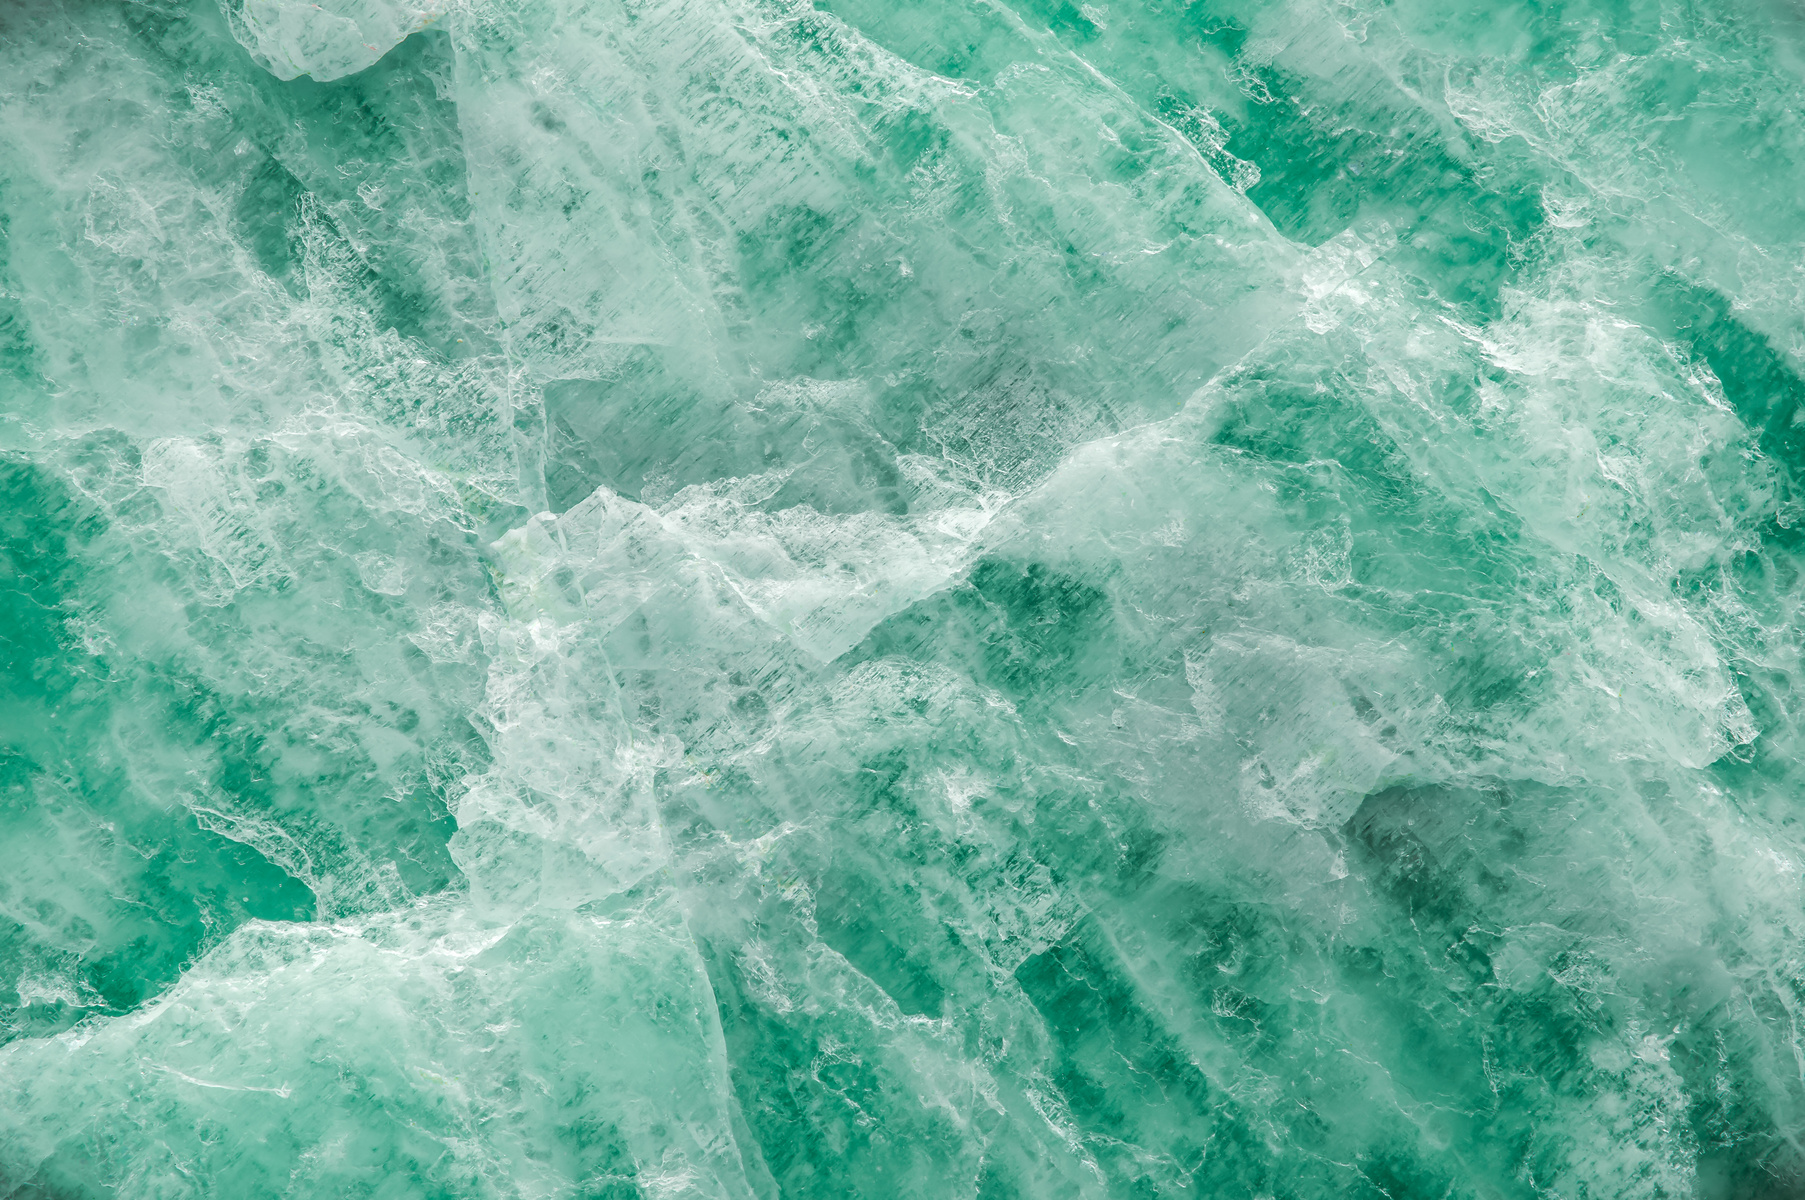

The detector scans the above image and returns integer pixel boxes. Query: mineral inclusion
[1,0,1804,1195]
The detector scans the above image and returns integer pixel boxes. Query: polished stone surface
[3,0,1805,1195]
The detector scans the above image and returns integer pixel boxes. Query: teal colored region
[3,0,1805,1196]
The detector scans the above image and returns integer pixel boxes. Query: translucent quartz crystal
[1,0,1803,1196]
[222,0,447,81]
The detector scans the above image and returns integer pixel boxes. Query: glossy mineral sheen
[2,0,1804,1196]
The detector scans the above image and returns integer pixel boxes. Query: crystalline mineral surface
[2,0,1804,1195]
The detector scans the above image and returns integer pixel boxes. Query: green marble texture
[2,0,1805,1196]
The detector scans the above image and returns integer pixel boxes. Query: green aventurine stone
[2,0,1804,1196]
